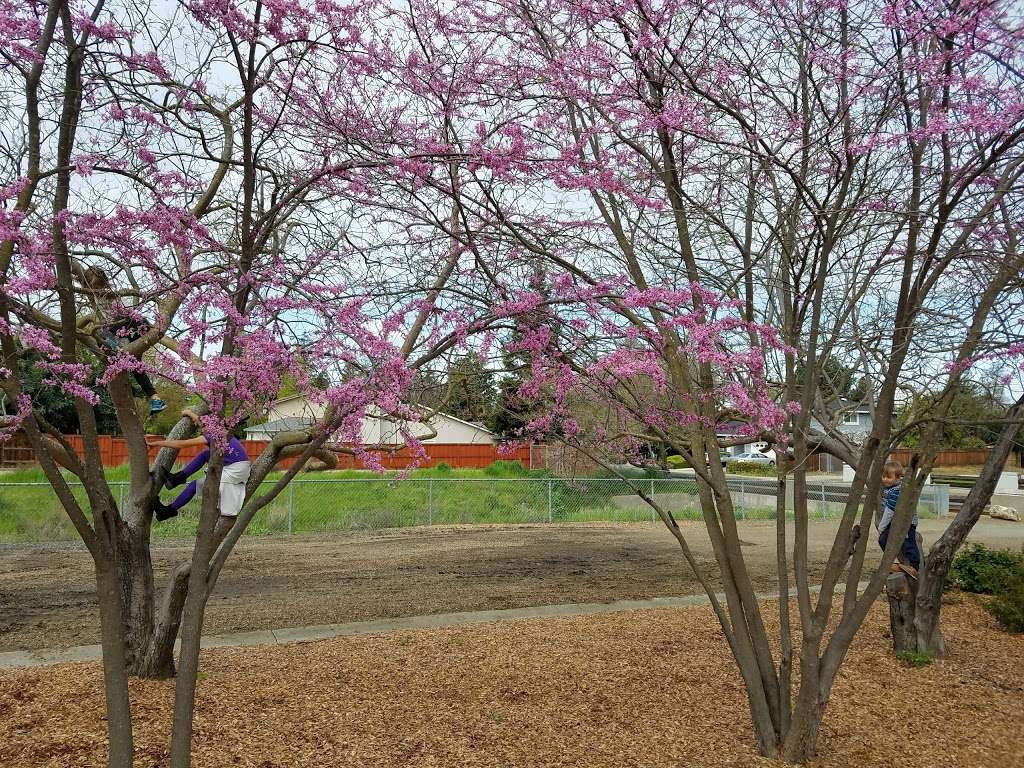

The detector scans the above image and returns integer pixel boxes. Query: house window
[842,413,860,426]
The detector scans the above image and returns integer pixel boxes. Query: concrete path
[0,583,855,671]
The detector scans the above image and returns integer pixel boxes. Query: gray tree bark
[887,572,918,654]
[95,563,135,768]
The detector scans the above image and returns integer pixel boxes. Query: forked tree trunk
[116,410,204,679]
[903,401,1022,656]
[115,506,188,678]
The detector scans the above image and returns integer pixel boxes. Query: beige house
[245,393,495,445]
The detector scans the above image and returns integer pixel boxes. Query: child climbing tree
[0,1,522,766]
[4,1,1023,768]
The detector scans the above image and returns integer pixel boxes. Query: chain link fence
[0,477,950,542]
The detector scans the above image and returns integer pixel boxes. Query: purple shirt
[181,435,249,477]
[213,435,250,466]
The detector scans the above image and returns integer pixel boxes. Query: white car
[726,451,776,467]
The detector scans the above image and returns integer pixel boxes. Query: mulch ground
[0,597,1021,767]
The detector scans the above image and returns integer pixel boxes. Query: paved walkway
[0,583,857,671]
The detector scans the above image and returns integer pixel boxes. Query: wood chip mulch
[1,597,1021,767]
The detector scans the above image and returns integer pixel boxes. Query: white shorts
[194,460,252,517]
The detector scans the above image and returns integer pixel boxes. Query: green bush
[434,462,452,474]
[482,459,531,477]
[725,461,776,477]
[594,465,664,479]
[666,454,688,469]
[986,572,1024,632]
[947,544,1024,594]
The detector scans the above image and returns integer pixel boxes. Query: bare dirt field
[1,518,1022,652]
[1,599,1021,768]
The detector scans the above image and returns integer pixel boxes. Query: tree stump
[886,571,918,654]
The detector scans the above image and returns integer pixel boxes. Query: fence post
[738,478,745,520]
[649,478,655,523]
[821,482,826,519]
[650,478,657,522]
[428,479,433,526]
[936,484,950,517]
[287,483,294,534]
[118,482,125,516]
[547,479,553,523]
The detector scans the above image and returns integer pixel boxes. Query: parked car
[726,451,776,467]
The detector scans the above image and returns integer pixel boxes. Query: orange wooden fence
[45,435,533,470]
[7,436,1011,472]
[888,448,1018,468]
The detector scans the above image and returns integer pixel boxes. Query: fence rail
[0,477,950,542]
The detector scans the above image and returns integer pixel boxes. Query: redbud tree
[0,1,522,766]
[386,0,1024,760]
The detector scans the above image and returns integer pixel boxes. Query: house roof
[245,416,314,435]
[272,392,313,406]
[835,398,872,414]
[267,393,495,435]
[429,411,495,434]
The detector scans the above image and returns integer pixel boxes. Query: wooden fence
[3,432,1013,472]
[2,433,534,470]
[888,448,1018,468]
[0,433,34,467]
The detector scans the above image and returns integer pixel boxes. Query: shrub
[947,544,1024,594]
[434,462,452,474]
[896,650,934,668]
[594,465,664,479]
[726,461,776,477]
[483,459,530,477]
[986,572,1024,633]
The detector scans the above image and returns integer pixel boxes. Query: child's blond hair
[883,459,904,478]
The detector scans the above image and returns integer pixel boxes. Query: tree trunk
[169,459,225,768]
[138,563,192,678]
[113,509,186,678]
[120,410,203,679]
[910,397,1022,656]
[886,572,918,654]
[779,667,827,763]
[96,565,135,768]
[169,574,210,768]
[117,510,164,677]
[117,541,189,678]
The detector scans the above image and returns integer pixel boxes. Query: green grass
[0,469,701,540]
[0,465,134,483]
[896,650,934,668]
[0,463,537,484]
[0,462,919,541]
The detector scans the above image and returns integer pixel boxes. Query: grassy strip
[0,463,938,541]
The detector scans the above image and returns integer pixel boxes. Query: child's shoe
[897,564,919,580]
[153,499,178,522]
